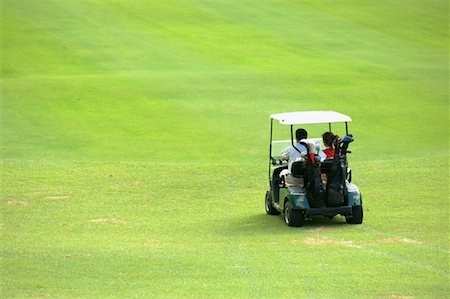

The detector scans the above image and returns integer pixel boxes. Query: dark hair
[296,128,308,141]
[322,132,338,147]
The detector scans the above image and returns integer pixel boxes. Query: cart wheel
[265,191,280,215]
[346,205,363,224]
[284,201,305,227]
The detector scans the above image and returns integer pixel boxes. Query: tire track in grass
[360,224,449,254]
[359,246,450,278]
[297,233,448,278]
[361,230,448,277]
[360,225,449,277]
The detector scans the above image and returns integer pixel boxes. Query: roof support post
[290,125,294,146]
[268,118,273,182]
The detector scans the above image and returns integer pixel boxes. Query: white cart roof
[270,111,352,125]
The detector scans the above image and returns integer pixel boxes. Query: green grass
[1,0,448,298]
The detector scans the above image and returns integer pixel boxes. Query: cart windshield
[271,140,292,160]
[271,138,323,161]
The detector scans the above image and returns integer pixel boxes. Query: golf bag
[326,135,353,207]
[300,141,326,208]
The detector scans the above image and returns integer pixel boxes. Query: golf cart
[265,111,363,227]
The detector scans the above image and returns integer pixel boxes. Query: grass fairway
[1,0,448,298]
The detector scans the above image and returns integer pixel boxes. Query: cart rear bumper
[304,206,353,216]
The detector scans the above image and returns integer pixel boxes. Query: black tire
[346,205,363,224]
[284,200,305,227]
[345,215,352,224]
[265,190,280,215]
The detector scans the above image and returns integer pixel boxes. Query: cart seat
[279,169,304,186]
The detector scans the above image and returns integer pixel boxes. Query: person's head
[322,132,337,147]
[295,128,308,142]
